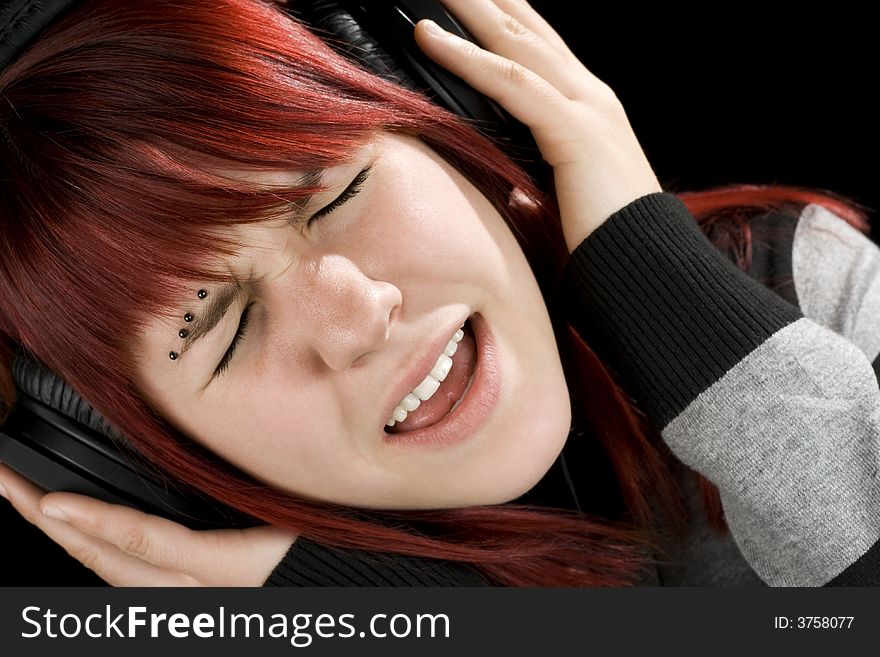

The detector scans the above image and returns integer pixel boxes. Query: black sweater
[264,191,880,587]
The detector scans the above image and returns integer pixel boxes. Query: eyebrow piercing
[169,289,209,360]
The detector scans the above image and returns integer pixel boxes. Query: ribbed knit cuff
[562,192,803,430]
[262,537,491,587]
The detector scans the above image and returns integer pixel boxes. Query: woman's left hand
[0,463,296,586]
[414,0,664,252]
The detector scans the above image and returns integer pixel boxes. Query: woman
[0,0,877,587]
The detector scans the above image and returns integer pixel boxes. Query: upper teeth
[386,324,466,428]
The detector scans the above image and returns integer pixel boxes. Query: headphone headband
[0,0,79,72]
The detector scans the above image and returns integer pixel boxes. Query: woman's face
[131,132,571,510]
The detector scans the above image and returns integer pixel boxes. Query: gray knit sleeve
[562,192,880,586]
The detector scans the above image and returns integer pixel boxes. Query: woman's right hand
[414,0,664,253]
[0,463,297,586]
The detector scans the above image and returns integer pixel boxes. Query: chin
[457,398,573,508]
[495,372,574,504]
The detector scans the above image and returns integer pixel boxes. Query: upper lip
[381,317,469,429]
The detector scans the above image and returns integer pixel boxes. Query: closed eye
[213,301,253,380]
[305,164,373,228]
[211,163,373,382]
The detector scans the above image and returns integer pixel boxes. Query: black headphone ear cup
[291,1,548,186]
[293,1,419,88]
[11,349,127,446]
[4,348,257,528]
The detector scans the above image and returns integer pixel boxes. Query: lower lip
[382,312,501,449]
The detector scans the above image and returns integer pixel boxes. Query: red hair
[0,0,872,586]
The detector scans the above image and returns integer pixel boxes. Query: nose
[297,254,402,371]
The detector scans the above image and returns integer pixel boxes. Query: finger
[0,464,195,585]
[41,481,296,586]
[414,20,581,159]
[443,0,571,61]
[37,517,200,586]
[38,488,204,574]
[0,463,200,576]
[434,0,595,99]
[0,462,52,521]
[489,0,573,59]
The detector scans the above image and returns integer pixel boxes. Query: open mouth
[384,317,477,435]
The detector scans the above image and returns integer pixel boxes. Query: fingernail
[0,481,7,500]
[423,19,447,37]
[42,505,69,522]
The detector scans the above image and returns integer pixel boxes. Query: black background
[1,2,877,586]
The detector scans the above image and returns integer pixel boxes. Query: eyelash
[213,302,253,379]
[304,165,371,228]
[212,166,372,380]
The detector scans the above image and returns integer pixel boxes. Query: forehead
[130,136,387,359]
[216,132,381,185]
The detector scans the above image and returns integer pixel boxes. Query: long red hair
[0,0,872,586]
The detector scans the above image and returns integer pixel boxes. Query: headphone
[0,0,583,532]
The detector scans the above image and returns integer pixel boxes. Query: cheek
[185,380,347,483]
[350,181,509,285]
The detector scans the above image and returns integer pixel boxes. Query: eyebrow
[168,159,373,364]
[175,281,246,360]
[168,168,328,364]
[287,168,324,221]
